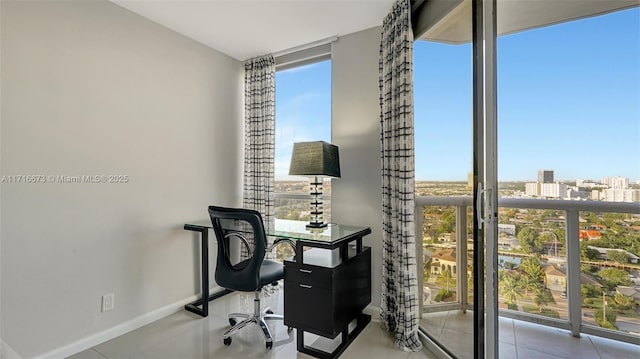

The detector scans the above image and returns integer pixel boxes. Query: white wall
[0,1,243,357]
[331,27,383,307]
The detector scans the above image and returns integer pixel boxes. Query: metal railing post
[566,209,581,338]
[457,204,468,312]
[416,203,425,315]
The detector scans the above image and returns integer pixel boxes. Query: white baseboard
[364,304,381,322]
[33,288,224,359]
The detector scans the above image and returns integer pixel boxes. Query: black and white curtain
[379,0,422,352]
[243,55,276,238]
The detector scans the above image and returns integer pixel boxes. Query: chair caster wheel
[266,309,273,314]
[229,318,237,326]
[223,337,232,346]
[266,341,273,350]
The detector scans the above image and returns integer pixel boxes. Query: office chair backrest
[208,206,267,292]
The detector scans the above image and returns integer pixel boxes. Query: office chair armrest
[267,238,296,253]
[224,232,253,257]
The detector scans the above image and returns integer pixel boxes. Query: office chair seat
[259,260,285,286]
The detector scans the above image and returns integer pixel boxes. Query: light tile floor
[421,310,640,359]
[68,285,436,359]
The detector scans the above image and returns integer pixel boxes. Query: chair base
[223,290,286,349]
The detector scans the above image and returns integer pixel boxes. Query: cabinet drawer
[284,263,333,289]
[284,282,335,336]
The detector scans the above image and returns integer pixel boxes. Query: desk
[184,219,372,359]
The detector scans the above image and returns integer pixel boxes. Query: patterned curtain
[243,55,276,243]
[379,0,422,352]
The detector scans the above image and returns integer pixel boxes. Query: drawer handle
[299,269,312,274]
[299,284,313,289]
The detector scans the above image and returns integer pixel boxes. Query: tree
[533,287,550,313]
[612,293,635,310]
[581,284,602,298]
[438,209,456,233]
[581,244,600,261]
[595,308,617,330]
[520,256,545,282]
[522,276,542,296]
[606,250,629,264]
[435,288,453,302]
[517,227,542,254]
[499,274,523,307]
[437,268,454,291]
[598,268,633,290]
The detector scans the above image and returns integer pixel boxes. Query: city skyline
[276,7,639,182]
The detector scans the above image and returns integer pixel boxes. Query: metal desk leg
[185,226,209,316]
[183,225,232,317]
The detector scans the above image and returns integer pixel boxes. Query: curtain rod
[272,35,338,58]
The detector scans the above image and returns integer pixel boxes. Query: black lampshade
[288,141,341,178]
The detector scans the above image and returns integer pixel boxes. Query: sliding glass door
[413,0,497,358]
[414,1,639,358]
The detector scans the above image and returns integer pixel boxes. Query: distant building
[579,230,602,241]
[498,237,519,250]
[430,248,473,275]
[544,264,567,292]
[498,224,516,236]
[538,170,554,184]
[587,246,639,264]
[540,183,567,198]
[616,286,640,302]
[544,264,601,292]
[525,182,540,196]
[602,188,640,202]
[576,179,604,188]
[587,224,606,231]
[601,176,629,189]
[567,188,587,199]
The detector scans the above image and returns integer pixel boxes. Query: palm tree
[500,275,523,307]
[522,276,541,296]
[520,256,545,282]
[437,268,453,291]
[533,287,550,313]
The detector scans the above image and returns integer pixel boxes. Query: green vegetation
[595,308,618,330]
[581,284,603,299]
[522,304,560,318]
[598,268,633,291]
[606,250,629,264]
[499,273,523,306]
[436,268,455,291]
[435,289,454,302]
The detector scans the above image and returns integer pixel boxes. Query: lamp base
[306,222,328,229]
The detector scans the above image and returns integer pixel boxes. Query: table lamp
[288,141,341,229]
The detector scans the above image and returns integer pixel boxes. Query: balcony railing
[416,196,640,345]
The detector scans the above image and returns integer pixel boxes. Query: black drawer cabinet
[284,237,371,359]
[284,247,371,338]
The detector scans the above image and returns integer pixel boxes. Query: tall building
[603,188,640,202]
[525,182,540,196]
[601,176,629,189]
[538,170,554,183]
[540,182,567,198]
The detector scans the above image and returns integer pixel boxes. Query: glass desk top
[185,218,371,248]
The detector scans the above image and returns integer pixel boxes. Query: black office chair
[208,205,287,349]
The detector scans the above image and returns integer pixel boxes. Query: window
[273,57,332,260]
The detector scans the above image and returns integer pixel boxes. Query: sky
[276,7,640,182]
[275,61,332,180]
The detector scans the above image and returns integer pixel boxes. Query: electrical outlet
[102,293,115,312]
